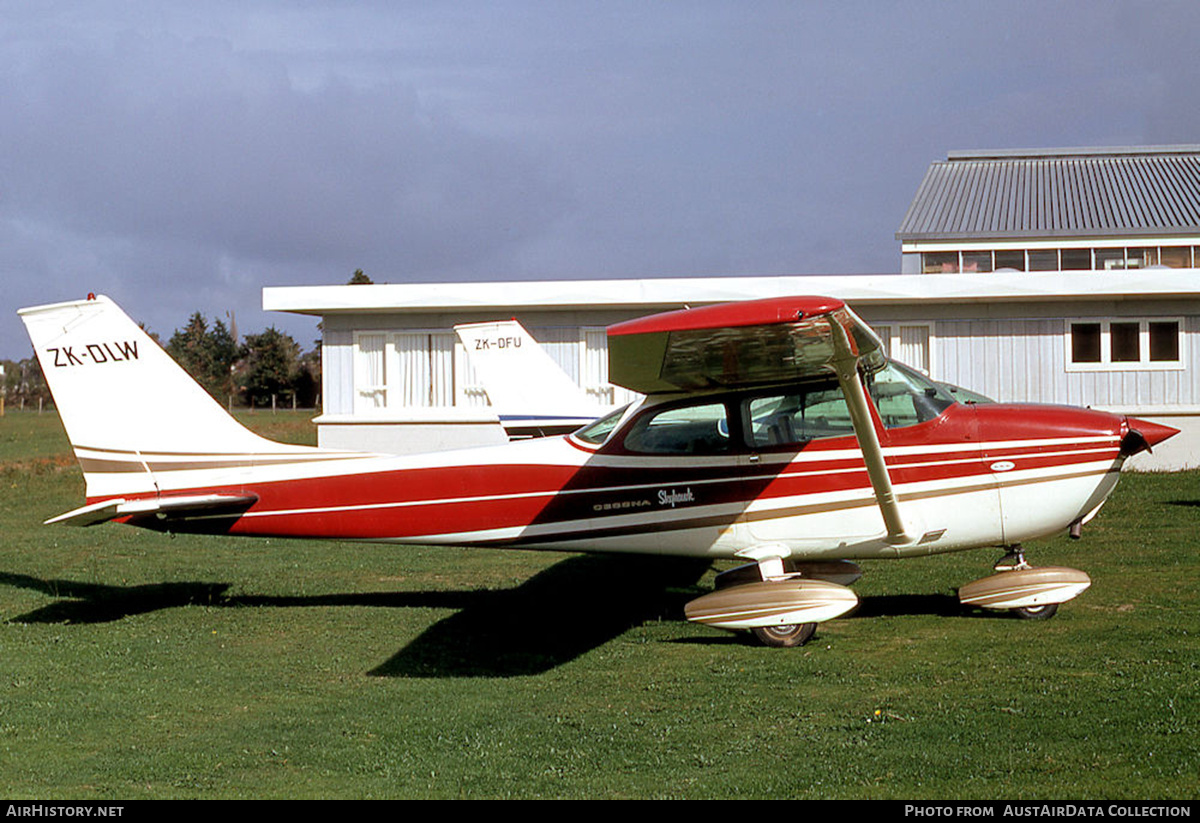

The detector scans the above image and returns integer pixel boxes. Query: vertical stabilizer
[455,320,611,427]
[19,295,321,500]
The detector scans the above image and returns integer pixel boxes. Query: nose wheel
[958,545,1090,618]
[1012,603,1059,620]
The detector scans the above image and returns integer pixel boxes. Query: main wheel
[751,622,816,648]
[1012,603,1059,620]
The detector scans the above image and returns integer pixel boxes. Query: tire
[751,622,817,648]
[1012,603,1059,620]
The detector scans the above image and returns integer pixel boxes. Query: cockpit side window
[866,361,956,429]
[622,402,731,454]
[743,380,854,448]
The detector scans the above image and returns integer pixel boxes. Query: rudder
[19,294,306,501]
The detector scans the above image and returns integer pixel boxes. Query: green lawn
[0,411,1196,798]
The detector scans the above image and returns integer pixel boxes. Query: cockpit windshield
[744,360,956,448]
[865,360,957,428]
[573,404,631,445]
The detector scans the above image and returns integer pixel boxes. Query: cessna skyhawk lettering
[19,294,1177,647]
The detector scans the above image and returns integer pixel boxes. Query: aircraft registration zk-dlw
[19,293,1178,647]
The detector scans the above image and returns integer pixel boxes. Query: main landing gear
[682,558,862,648]
[751,622,817,648]
[957,545,1090,619]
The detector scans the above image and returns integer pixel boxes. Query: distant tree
[207,319,239,398]
[294,342,323,409]
[1,355,51,409]
[166,313,239,402]
[239,327,301,407]
[347,269,373,285]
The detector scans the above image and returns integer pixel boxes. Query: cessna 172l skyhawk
[19,293,1177,647]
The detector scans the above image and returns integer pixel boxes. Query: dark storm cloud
[0,27,569,279]
[0,10,573,348]
[3,1,1200,356]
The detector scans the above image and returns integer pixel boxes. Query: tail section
[454,319,612,434]
[19,294,333,507]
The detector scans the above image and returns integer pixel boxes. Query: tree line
[2,313,321,411]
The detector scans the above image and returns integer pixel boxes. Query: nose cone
[1122,417,1180,456]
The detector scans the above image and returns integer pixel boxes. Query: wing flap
[607,296,884,393]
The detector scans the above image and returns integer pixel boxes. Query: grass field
[0,410,1196,799]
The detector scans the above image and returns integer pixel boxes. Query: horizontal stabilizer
[47,493,260,527]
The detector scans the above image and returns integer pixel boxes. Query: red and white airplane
[19,293,1177,647]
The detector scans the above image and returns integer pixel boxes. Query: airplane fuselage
[22,293,1180,643]
[106,389,1140,563]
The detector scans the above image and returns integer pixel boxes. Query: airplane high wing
[19,294,1179,647]
[606,296,886,393]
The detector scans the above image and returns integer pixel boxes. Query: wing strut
[829,319,913,546]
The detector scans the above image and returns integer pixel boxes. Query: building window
[872,323,934,375]
[1128,247,1158,268]
[918,244,1200,273]
[993,250,1025,271]
[582,328,613,404]
[1070,323,1102,363]
[395,333,456,407]
[1028,249,1059,271]
[1094,248,1127,269]
[962,251,992,272]
[1060,248,1091,269]
[1066,319,1185,371]
[1149,321,1181,361]
[1109,322,1141,362]
[1160,246,1193,268]
[353,326,637,413]
[353,331,458,411]
[922,252,959,273]
[354,332,389,411]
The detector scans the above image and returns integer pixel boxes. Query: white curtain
[395,333,458,407]
[396,333,431,406]
[898,325,931,374]
[455,339,490,407]
[582,328,613,405]
[429,333,456,407]
[355,333,388,411]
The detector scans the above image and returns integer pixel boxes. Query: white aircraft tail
[455,320,610,428]
[18,294,326,505]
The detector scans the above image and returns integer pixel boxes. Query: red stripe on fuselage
[124,402,1128,544]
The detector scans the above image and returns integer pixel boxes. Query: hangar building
[265,146,1200,469]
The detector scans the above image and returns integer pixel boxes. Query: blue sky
[4,1,1200,357]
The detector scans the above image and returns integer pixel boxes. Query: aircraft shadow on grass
[2,556,980,678]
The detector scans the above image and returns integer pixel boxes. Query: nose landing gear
[958,545,1091,618]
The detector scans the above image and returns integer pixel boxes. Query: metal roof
[896,146,1200,241]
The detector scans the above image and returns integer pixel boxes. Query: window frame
[871,322,935,376]
[1064,317,1186,372]
[352,329,463,411]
